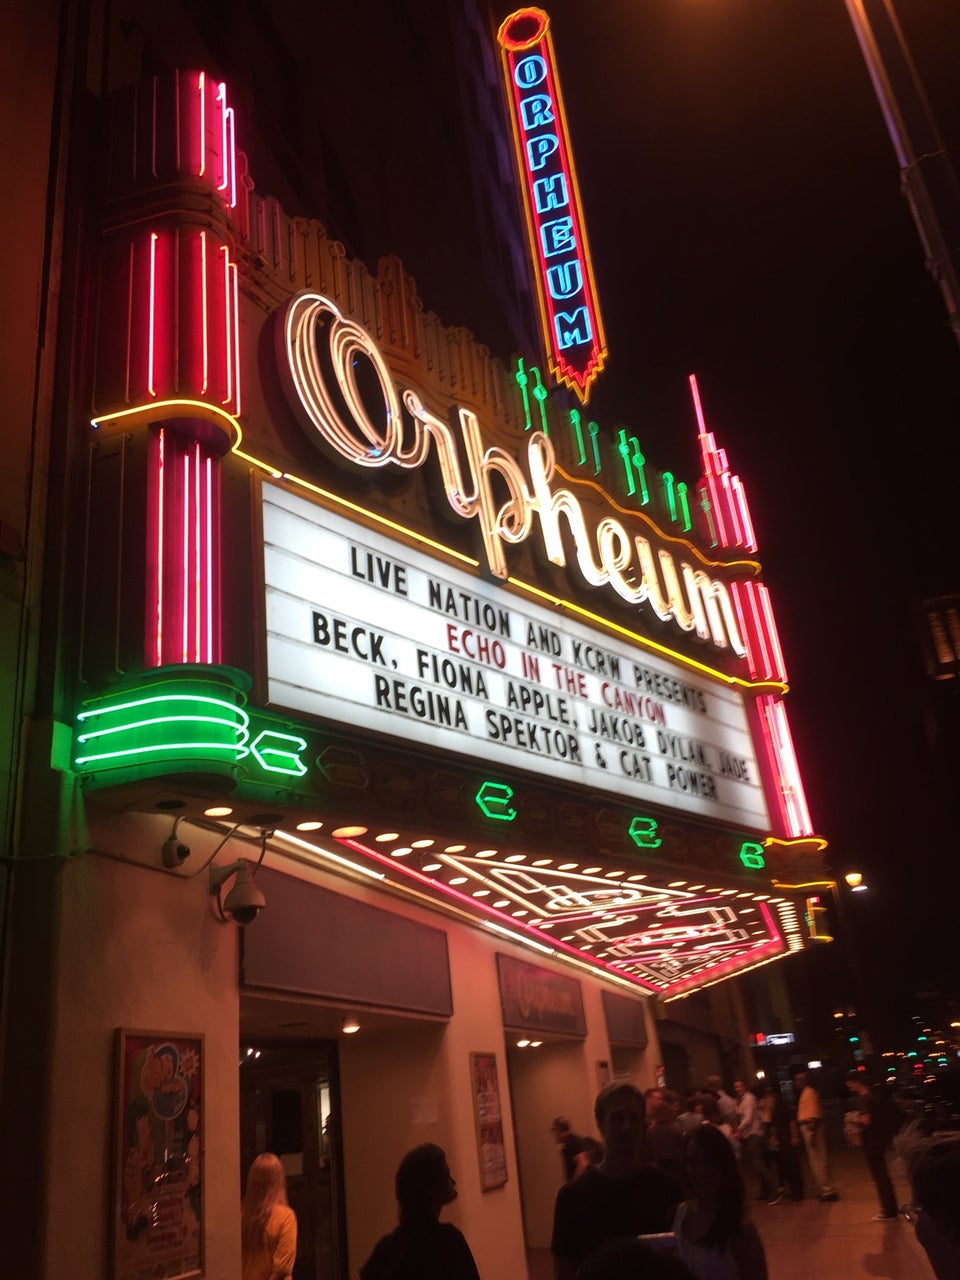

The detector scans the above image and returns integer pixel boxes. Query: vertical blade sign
[497,8,607,403]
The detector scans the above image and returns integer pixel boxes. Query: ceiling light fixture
[341,1015,360,1034]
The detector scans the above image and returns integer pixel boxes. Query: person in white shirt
[733,1080,778,1204]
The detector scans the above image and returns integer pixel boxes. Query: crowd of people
[236,1068,960,1279]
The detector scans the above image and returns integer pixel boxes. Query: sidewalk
[749,1144,931,1279]
[526,1146,934,1279]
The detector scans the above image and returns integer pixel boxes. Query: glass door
[239,1044,345,1280]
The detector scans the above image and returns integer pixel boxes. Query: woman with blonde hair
[241,1152,297,1280]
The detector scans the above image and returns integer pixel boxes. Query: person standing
[693,1091,737,1150]
[648,1100,686,1181]
[241,1152,298,1280]
[704,1076,739,1129]
[359,1143,479,1279]
[672,1123,769,1280]
[845,1073,900,1220]
[550,1116,591,1181]
[794,1071,838,1201]
[759,1083,803,1201]
[550,1082,682,1280]
[733,1079,777,1204]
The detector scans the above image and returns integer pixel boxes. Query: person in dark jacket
[845,1074,901,1220]
[359,1144,480,1280]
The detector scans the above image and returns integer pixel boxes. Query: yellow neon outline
[91,399,787,693]
[555,464,761,574]
[764,835,829,853]
[771,878,838,892]
[92,400,244,449]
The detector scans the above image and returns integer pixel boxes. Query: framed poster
[469,1051,508,1191]
[113,1030,203,1280]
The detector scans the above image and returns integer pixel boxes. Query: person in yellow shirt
[794,1072,838,1201]
[241,1152,297,1280]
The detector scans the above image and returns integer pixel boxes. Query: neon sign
[74,669,309,781]
[278,291,746,657]
[475,781,518,821]
[498,8,607,402]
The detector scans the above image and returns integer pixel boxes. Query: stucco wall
[44,815,241,1280]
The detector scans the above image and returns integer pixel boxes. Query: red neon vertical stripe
[198,72,205,177]
[220,245,232,406]
[758,585,787,683]
[182,450,190,662]
[217,83,228,193]
[148,232,158,397]
[226,107,236,207]
[205,454,214,662]
[200,231,208,393]
[231,259,241,413]
[194,441,201,662]
[156,429,165,665]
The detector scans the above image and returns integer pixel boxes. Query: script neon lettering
[280,293,745,656]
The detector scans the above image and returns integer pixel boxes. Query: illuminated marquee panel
[329,831,804,998]
[263,482,770,831]
[498,8,607,402]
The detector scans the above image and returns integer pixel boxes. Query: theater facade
[1,8,828,1279]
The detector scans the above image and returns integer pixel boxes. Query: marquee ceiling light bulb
[411,838,434,848]
[444,844,466,853]
[341,1016,360,1035]
[205,805,234,817]
[295,820,323,831]
[375,832,399,842]
[391,847,412,857]
[332,825,367,838]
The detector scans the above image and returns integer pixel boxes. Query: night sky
[531,0,960,1045]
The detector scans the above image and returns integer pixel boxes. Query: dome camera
[161,836,192,868]
[211,861,266,925]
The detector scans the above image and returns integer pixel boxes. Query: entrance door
[239,1044,345,1280]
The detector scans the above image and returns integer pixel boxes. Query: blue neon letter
[546,260,583,300]
[555,307,592,349]
[515,55,547,88]
[533,173,568,214]
[520,93,554,131]
[540,217,575,257]
[527,134,559,171]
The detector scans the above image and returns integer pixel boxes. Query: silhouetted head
[395,1143,457,1222]
[896,1123,960,1280]
[241,1153,289,1252]
[682,1123,745,1249]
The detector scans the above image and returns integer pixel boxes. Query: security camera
[210,861,266,925]
[161,836,192,868]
